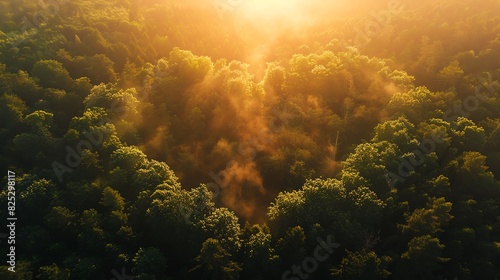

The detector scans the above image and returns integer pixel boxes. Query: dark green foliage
[0,0,499,279]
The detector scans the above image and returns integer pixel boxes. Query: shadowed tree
[331,250,391,280]
[191,238,241,280]
[241,230,279,279]
[36,264,71,280]
[398,235,449,279]
[132,247,168,279]
[32,60,74,90]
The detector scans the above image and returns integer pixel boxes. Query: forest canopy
[0,0,499,279]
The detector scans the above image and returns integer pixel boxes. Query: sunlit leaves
[438,60,464,89]
[68,107,111,139]
[167,47,213,83]
[388,87,427,119]
[268,178,386,245]
[447,151,500,198]
[188,185,216,223]
[267,189,304,228]
[132,160,179,191]
[100,187,125,212]
[450,117,487,151]
[110,146,147,170]
[83,83,140,120]
[200,208,241,253]
[400,197,453,235]
[263,62,285,95]
[386,70,415,91]
[13,110,55,160]
[0,1,499,279]
[342,141,400,192]
[372,116,418,151]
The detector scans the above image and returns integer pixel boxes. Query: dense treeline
[0,0,499,279]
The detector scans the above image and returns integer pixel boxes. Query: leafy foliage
[0,0,499,279]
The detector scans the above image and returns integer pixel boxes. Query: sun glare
[237,0,303,19]
[242,0,302,11]
[233,0,311,44]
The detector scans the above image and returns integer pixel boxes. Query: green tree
[451,118,487,152]
[83,83,140,120]
[0,261,33,279]
[132,247,168,279]
[77,209,105,255]
[167,48,213,83]
[438,60,464,89]
[192,238,241,280]
[110,146,147,171]
[387,87,444,123]
[88,54,117,84]
[44,206,77,242]
[31,60,74,90]
[399,235,449,279]
[241,230,279,279]
[372,117,418,151]
[12,110,55,164]
[341,141,400,193]
[144,182,201,266]
[36,264,70,280]
[100,187,125,212]
[132,160,179,191]
[449,151,500,198]
[276,226,307,268]
[200,208,241,254]
[19,178,57,222]
[0,93,27,131]
[331,250,391,280]
[399,197,454,235]
[99,187,128,233]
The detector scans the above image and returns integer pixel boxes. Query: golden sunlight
[232,0,350,45]
[237,0,303,16]
[233,0,310,44]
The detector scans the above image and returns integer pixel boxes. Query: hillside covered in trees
[0,0,499,279]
